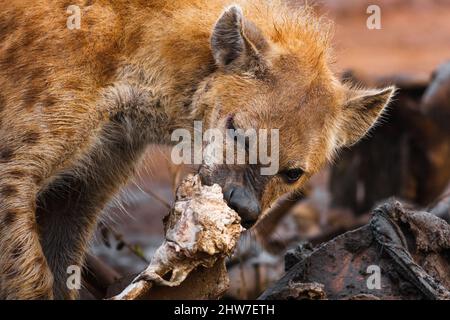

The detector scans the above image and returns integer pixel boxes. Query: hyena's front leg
[37,83,166,299]
[0,171,54,299]
[37,117,152,299]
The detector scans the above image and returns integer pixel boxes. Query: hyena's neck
[110,64,215,147]
[106,3,220,145]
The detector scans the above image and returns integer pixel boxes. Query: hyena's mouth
[198,166,261,228]
[223,184,261,228]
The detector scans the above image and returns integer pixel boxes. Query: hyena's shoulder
[0,1,129,117]
[0,1,141,165]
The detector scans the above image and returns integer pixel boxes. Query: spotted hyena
[0,0,394,299]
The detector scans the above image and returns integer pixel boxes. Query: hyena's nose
[223,185,261,228]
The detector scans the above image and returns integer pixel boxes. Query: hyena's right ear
[211,5,267,70]
[336,86,396,147]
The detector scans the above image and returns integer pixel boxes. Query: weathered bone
[111,174,243,300]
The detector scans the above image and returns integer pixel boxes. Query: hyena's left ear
[337,86,396,147]
[211,5,267,70]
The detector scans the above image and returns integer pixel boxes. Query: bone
[111,174,243,300]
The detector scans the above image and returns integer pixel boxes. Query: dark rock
[259,200,450,300]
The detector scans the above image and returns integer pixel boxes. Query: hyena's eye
[281,168,304,183]
[225,114,236,130]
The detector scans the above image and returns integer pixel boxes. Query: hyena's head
[195,5,395,228]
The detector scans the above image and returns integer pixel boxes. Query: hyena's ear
[337,86,396,147]
[211,5,266,69]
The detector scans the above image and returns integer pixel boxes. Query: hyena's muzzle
[199,164,268,228]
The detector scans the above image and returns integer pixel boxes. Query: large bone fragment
[112,174,243,300]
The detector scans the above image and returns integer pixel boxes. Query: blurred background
[84,0,450,299]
